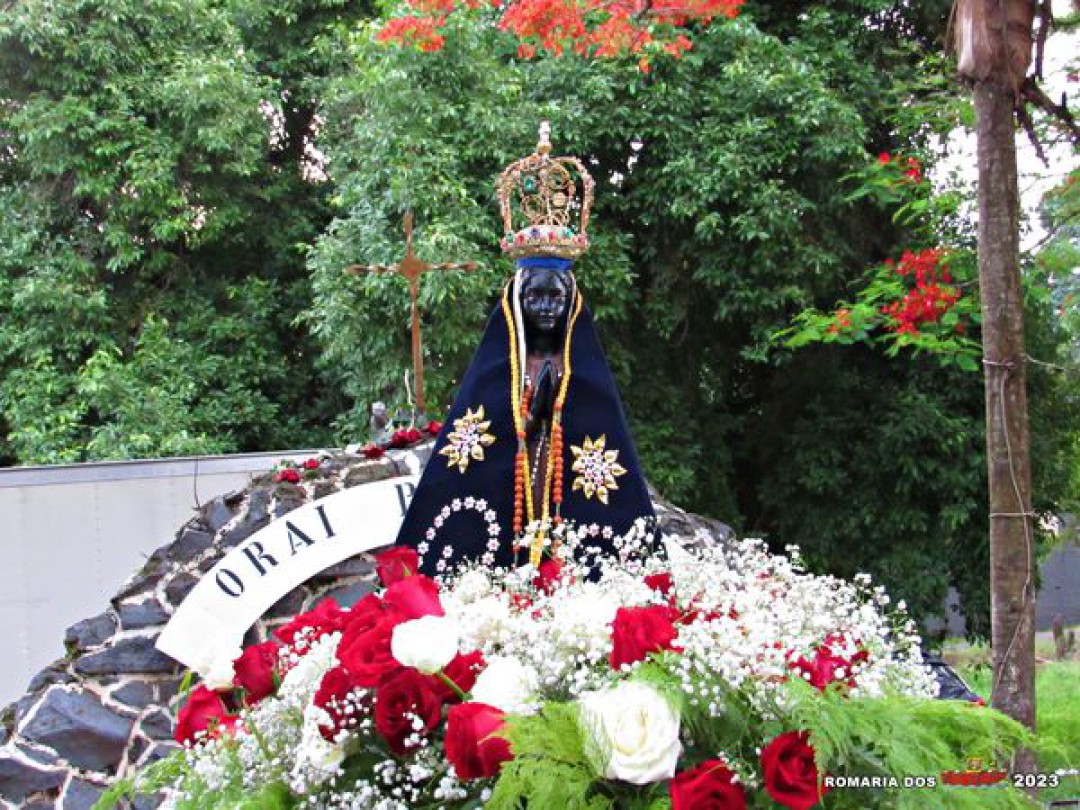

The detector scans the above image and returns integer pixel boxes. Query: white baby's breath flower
[551,586,619,651]
[391,615,460,674]
[292,703,346,789]
[455,569,493,602]
[280,631,341,702]
[456,594,513,646]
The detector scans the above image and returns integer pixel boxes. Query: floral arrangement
[360,421,442,461]
[273,457,327,484]
[99,525,1035,810]
[270,423,443,482]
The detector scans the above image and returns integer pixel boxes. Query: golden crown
[497,122,595,260]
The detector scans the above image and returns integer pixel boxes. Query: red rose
[670,760,747,810]
[760,731,828,810]
[445,702,513,779]
[609,605,680,669]
[425,420,443,436]
[342,593,396,633]
[389,427,424,447]
[376,547,421,586]
[274,598,346,652]
[302,458,321,470]
[789,648,846,691]
[362,443,385,459]
[532,557,564,594]
[434,650,486,703]
[174,685,238,745]
[337,615,404,688]
[788,636,867,692]
[275,467,301,484]
[644,572,674,597]
[373,669,444,755]
[383,575,444,620]
[232,640,280,704]
[314,665,366,742]
[509,593,533,613]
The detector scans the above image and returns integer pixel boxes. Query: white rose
[578,681,682,784]
[391,615,460,674]
[470,656,538,714]
[192,643,241,690]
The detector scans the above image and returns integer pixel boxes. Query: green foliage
[2,0,1076,641]
[304,3,1080,635]
[777,156,983,370]
[966,660,1080,803]
[0,0,367,464]
[487,670,1037,810]
[489,702,613,810]
[93,752,189,810]
[781,678,1038,809]
[93,744,297,810]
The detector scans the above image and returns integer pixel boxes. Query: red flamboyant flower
[376,15,447,51]
[879,249,962,336]
[903,156,923,184]
[377,0,742,60]
[826,307,852,336]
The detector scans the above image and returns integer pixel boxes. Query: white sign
[157,474,419,671]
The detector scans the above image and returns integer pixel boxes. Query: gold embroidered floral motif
[570,434,626,504]
[439,406,496,474]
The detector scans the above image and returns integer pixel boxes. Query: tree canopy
[1,0,1076,635]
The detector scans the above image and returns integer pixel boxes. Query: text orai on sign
[156,475,419,672]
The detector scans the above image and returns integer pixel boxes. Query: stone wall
[0,444,730,809]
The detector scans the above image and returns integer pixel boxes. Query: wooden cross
[347,212,477,415]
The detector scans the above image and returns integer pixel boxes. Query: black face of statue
[520,268,571,343]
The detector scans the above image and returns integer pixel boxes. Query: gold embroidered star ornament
[439,406,496,474]
[570,434,627,504]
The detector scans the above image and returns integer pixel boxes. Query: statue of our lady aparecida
[397,125,655,574]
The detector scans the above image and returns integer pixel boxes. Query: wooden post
[954,0,1037,769]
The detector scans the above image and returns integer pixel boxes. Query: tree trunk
[973,77,1037,766]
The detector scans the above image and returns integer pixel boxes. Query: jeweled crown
[497,122,595,260]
